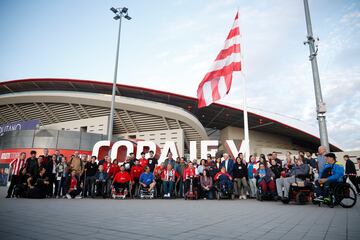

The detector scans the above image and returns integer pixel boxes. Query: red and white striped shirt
[197,12,241,108]
[10,158,26,176]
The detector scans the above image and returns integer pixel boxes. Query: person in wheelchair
[112,165,131,196]
[314,153,344,202]
[161,163,179,198]
[275,155,310,201]
[139,166,156,194]
[183,162,198,193]
[255,163,276,197]
[214,166,233,195]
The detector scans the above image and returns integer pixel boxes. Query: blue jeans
[315,180,333,197]
[163,181,174,195]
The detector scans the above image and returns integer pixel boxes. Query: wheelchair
[184,176,199,200]
[313,176,357,208]
[138,184,155,199]
[111,182,131,199]
[255,178,276,201]
[281,174,315,205]
[214,179,235,200]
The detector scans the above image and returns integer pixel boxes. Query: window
[80,126,87,133]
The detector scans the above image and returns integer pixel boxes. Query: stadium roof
[0,78,341,152]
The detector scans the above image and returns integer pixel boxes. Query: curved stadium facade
[0,78,341,165]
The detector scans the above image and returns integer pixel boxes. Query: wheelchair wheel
[281,198,290,204]
[256,191,263,201]
[334,183,357,208]
[296,192,307,205]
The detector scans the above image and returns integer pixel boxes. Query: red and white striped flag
[197,12,241,108]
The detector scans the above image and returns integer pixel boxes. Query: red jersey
[103,162,112,174]
[139,158,148,168]
[113,171,131,183]
[69,176,78,190]
[161,169,178,182]
[183,167,197,181]
[10,158,26,176]
[108,164,120,178]
[131,165,143,181]
[154,166,164,179]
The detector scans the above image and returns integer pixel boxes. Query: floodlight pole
[303,0,329,151]
[108,7,131,141]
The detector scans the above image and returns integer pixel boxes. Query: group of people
[5,146,360,202]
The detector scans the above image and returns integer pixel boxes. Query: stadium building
[0,78,342,166]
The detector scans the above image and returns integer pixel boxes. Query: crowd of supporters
[5,147,360,200]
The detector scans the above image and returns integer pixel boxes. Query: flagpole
[238,11,251,162]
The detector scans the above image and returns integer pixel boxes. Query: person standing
[26,150,38,177]
[68,151,83,180]
[42,148,51,166]
[55,156,68,198]
[45,154,58,197]
[84,156,98,198]
[344,155,360,194]
[147,150,158,172]
[220,153,234,177]
[247,155,257,198]
[316,146,327,174]
[164,152,176,168]
[233,157,249,199]
[176,157,187,197]
[6,152,27,198]
[138,152,148,169]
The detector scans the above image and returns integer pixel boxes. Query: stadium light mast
[303,0,330,151]
[108,7,132,141]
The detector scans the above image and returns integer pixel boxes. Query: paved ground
[0,188,359,240]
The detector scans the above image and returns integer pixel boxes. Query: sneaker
[313,196,323,202]
[66,194,71,199]
[5,195,10,198]
[75,196,83,199]
[239,196,242,200]
[242,195,247,200]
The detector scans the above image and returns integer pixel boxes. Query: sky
[0,0,359,150]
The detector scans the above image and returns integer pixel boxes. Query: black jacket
[26,157,38,177]
[270,164,282,179]
[345,160,357,175]
[85,162,98,177]
[233,162,248,179]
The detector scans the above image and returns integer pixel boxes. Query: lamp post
[108,7,131,141]
[303,0,330,151]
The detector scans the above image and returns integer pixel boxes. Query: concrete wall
[41,116,109,135]
[219,126,310,156]
[116,129,184,156]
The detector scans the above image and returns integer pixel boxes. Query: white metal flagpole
[238,11,250,162]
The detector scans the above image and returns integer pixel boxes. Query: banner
[0,120,40,136]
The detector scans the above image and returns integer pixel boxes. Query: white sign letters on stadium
[92,140,246,163]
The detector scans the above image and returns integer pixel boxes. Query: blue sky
[0,0,359,150]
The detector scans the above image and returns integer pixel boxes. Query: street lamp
[108,7,131,141]
[302,0,329,151]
